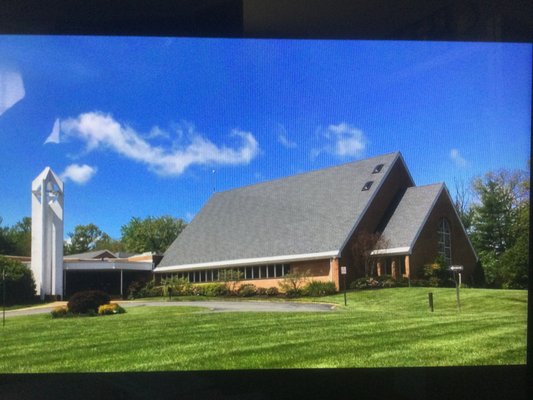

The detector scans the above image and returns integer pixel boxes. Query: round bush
[67,290,111,314]
[237,284,257,297]
[265,287,279,296]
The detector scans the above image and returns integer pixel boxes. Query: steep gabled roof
[372,183,444,255]
[157,152,404,271]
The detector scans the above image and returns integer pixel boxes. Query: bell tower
[31,168,64,300]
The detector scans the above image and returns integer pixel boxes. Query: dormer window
[373,164,384,173]
[362,181,373,191]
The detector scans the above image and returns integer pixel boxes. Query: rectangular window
[253,266,260,279]
[276,264,283,277]
[268,265,275,278]
[260,265,267,279]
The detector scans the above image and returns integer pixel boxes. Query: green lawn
[0,288,526,372]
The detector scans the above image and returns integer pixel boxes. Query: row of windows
[159,264,291,283]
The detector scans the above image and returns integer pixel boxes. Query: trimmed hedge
[67,290,110,314]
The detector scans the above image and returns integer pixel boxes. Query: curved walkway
[4,300,335,317]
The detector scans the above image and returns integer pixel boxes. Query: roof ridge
[216,151,401,195]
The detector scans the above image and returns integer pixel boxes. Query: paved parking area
[4,300,335,317]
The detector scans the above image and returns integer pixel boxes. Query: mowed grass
[0,288,526,372]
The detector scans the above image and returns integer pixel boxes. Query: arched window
[437,218,451,266]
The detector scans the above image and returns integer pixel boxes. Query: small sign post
[2,267,5,327]
[449,265,463,311]
[341,266,347,306]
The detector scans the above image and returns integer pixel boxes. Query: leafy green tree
[121,216,186,254]
[8,217,32,256]
[65,223,110,255]
[0,217,15,255]
[0,256,36,305]
[469,168,529,288]
[93,233,125,252]
[0,217,31,256]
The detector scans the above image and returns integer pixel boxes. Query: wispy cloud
[51,111,260,176]
[44,118,61,144]
[0,69,25,117]
[450,148,468,167]
[60,164,97,185]
[277,125,297,149]
[313,123,367,158]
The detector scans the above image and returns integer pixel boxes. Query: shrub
[284,288,302,298]
[50,305,68,318]
[0,256,36,305]
[265,287,279,296]
[98,303,126,315]
[256,287,267,296]
[218,269,243,293]
[237,284,257,297]
[130,280,162,299]
[195,283,228,297]
[67,290,110,314]
[278,271,310,294]
[303,281,337,297]
[350,277,379,290]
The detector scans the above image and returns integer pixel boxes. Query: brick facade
[409,190,477,280]
[340,157,414,283]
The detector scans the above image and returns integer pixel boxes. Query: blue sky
[0,37,531,239]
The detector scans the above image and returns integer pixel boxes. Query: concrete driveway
[4,300,335,317]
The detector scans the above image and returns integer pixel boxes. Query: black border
[0,1,531,399]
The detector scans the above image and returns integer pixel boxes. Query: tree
[0,217,15,255]
[8,217,32,256]
[0,256,36,305]
[121,216,186,254]
[453,178,473,232]
[65,223,109,255]
[469,168,529,288]
[0,216,31,256]
[93,233,125,253]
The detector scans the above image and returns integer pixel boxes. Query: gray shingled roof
[64,249,117,260]
[158,152,403,269]
[376,183,444,252]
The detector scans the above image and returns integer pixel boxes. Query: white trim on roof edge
[370,247,411,256]
[154,250,340,272]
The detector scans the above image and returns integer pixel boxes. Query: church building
[155,152,477,289]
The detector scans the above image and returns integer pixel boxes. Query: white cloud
[450,148,468,167]
[0,69,25,117]
[44,118,61,144]
[277,125,297,149]
[313,123,367,158]
[60,164,97,185]
[55,112,259,176]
